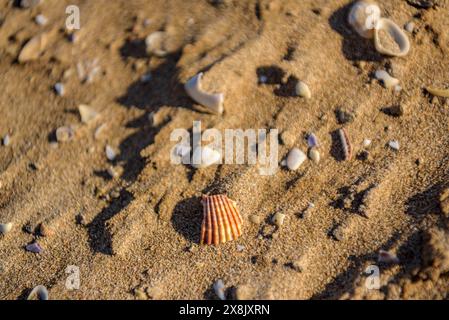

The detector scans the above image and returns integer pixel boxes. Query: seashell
[388,140,400,151]
[378,250,399,264]
[55,126,74,142]
[213,279,226,300]
[27,285,49,300]
[404,21,415,33]
[185,73,224,114]
[145,31,168,57]
[272,212,286,227]
[363,138,372,148]
[191,145,221,169]
[35,14,48,26]
[286,148,307,171]
[200,194,243,245]
[0,222,13,235]
[54,82,65,96]
[18,32,48,63]
[25,242,42,254]
[105,145,117,161]
[338,128,352,161]
[295,81,311,99]
[375,70,399,89]
[307,133,319,148]
[2,134,11,146]
[426,87,449,98]
[348,0,381,39]
[308,147,320,164]
[78,104,98,124]
[374,18,410,57]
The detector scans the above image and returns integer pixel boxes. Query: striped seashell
[338,128,352,161]
[200,195,243,245]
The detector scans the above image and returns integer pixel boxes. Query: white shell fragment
[27,285,49,300]
[18,32,48,63]
[105,145,117,161]
[308,147,320,164]
[363,138,372,148]
[191,145,221,169]
[348,0,381,39]
[295,81,311,99]
[374,18,410,57]
[405,21,415,33]
[426,87,449,98]
[145,31,168,57]
[378,250,399,264]
[213,279,226,300]
[388,140,400,151]
[286,148,307,171]
[375,70,399,89]
[185,73,224,114]
[272,212,286,227]
[54,83,65,96]
[35,14,48,26]
[0,222,13,235]
[55,126,74,142]
[2,134,11,146]
[78,104,98,124]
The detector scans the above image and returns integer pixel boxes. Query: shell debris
[35,14,48,26]
[348,0,380,39]
[213,279,226,300]
[272,212,286,227]
[55,126,74,142]
[374,18,410,57]
[18,32,48,63]
[78,104,98,124]
[286,148,307,170]
[25,242,43,254]
[200,195,243,245]
[185,73,224,114]
[295,81,311,99]
[105,145,117,161]
[308,147,320,164]
[27,285,48,300]
[338,128,352,161]
[0,222,13,235]
[375,70,399,89]
[54,83,65,96]
[388,140,400,151]
[426,87,449,98]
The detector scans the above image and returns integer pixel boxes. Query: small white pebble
[0,222,13,235]
[105,145,117,161]
[54,83,65,96]
[236,244,245,252]
[295,81,312,99]
[388,140,400,151]
[213,280,226,300]
[405,21,415,33]
[35,14,48,26]
[2,134,11,146]
[78,104,98,124]
[286,148,307,171]
[363,138,372,148]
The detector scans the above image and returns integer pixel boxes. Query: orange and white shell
[200,195,243,245]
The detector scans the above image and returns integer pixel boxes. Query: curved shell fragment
[145,31,168,57]
[27,285,49,300]
[426,87,449,98]
[185,73,224,114]
[374,18,410,57]
[375,70,399,89]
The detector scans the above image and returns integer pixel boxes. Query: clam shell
[348,0,381,39]
[145,31,168,57]
[374,18,410,57]
[200,195,243,245]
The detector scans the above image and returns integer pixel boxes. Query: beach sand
[0,0,448,299]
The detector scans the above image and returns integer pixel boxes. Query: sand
[0,0,448,300]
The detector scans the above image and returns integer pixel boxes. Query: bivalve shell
[374,18,410,57]
[200,195,243,245]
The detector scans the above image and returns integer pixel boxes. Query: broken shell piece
[145,31,168,57]
[388,140,400,151]
[426,87,449,98]
[375,70,399,89]
[55,126,74,142]
[105,145,117,161]
[35,14,48,26]
[18,32,48,63]
[374,18,410,57]
[191,145,221,169]
[272,212,286,227]
[0,222,13,235]
[27,285,48,300]
[308,147,320,164]
[78,104,98,124]
[286,148,307,171]
[54,83,65,96]
[295,81,311,99]
[378,250,399,264]
[185,73,224,114]
[200,194,243,245]
[26,242,43,254]
[348,0,381,39]
[213,279,226,300]
[363,138,372,148]
[338,128,352,161]
[2,134,11,146]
